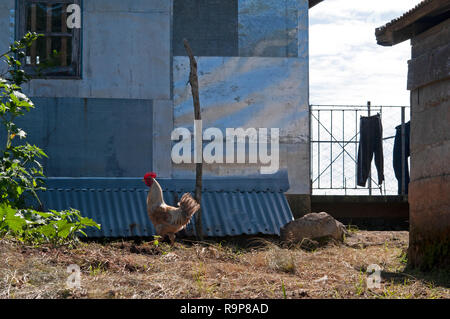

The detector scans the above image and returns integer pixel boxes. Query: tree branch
[183,39,203,241]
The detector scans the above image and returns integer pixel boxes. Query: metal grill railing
[310,102,410,196]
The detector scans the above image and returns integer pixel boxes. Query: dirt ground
[0,230,449,299]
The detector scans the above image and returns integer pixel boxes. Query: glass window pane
[23,1,77,76]
[50,3,64,33]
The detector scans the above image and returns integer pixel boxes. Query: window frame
[17,0,82,79]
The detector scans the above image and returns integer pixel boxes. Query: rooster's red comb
[144,172,157,179]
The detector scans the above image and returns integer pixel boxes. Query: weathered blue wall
[16,98,153,177]
[172,0,310,194]
[238,0,300,57]
[172,0,306,58]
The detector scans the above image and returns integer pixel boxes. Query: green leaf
[77,229,87,237]
[55,219,73,238]
[38,224,57,238]
[4,209,26,232]
[80,216,101,229]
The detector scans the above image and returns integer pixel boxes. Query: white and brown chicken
[143,172,200,244]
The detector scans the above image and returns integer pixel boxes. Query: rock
[280,212,347,244]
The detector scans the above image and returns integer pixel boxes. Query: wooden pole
[46,4,52,61]
[183,39,203,240]
[30,4,37,65]
[61,4,68,66]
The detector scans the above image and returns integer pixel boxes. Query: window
[17,0,81,78]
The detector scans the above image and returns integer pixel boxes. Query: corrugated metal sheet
[37,174,293,238]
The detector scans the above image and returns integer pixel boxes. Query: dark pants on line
[357,114,384,187]
[393,121,410,195]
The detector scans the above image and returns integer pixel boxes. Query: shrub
[0,32,100,245]
[0,203,100,246]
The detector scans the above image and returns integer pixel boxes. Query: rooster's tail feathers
[179,193,200,218]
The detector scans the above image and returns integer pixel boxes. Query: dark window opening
[18,0,81,78]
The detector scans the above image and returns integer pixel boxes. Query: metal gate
[310,102,409,196]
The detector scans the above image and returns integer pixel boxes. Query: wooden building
[376,0,450,269]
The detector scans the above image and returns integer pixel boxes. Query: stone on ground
[280,212,347,244]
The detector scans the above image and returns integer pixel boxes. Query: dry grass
[0,231,449,299]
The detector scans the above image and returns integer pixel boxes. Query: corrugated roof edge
[375,0,450,46]
[376,0,432,34]
[35,171,293,238]
[43,170,290,193]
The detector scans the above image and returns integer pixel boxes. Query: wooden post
[46,4,52,60]
[183,39,203,240]
[30,3,37,65]
[61,4,68,66]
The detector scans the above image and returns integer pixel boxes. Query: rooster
[143,172,200,244]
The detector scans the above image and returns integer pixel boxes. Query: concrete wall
[0,0,15,55]
[408,18,450,269]
[172,0,310,195]
[0,0,173,178]
[21,0,172,100]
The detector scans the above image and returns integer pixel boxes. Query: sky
[309,0,424,106]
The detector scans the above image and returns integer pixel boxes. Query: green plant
[346,224,359,234]
[354,270,366,296]
[382,282,398,298]
[266,247,297,274]
[35,49,63,75]
[0,203,100,246]
[152,235,161,247]
[0,32,100,246]
[281,280,287,299]
[88,262,107,276]
[150,235,172,255]
[1,32,45,209]
[399,250,408,265]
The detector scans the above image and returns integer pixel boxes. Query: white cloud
[309,0,423,105]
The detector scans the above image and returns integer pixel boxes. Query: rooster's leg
[168,233,175,245]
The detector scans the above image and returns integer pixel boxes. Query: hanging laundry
[393,121,410,195]
[357,114,384,187]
